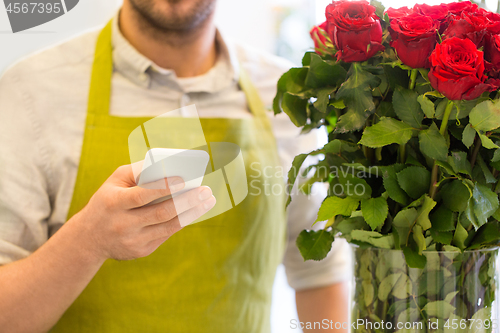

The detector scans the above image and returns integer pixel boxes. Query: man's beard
[128,0,216,33]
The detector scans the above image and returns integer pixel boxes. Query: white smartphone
[137,148,210,205]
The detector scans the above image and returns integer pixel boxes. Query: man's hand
[0,163,216,333]
[75,164,216,261]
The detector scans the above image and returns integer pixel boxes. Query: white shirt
[0,16,351,290]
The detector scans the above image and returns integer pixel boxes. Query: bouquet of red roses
[275,1,500,330]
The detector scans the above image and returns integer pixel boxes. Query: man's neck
[118,2,217,78]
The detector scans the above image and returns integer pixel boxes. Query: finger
[142,197,216,240]
[120,177,185,208]
[111,162,144,187]
[177,196,216,227]
[132,186,214,225]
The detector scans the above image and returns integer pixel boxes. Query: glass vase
[350,245,500,333]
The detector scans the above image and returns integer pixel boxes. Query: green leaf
[397,166,431,199]
[371,0,386,19]
[455,98,489,119]
[338,174,372,199]
[471,308,492,328]
[378,273,403,302]
[413,225,426,254]
[316,196,360,222]
[273,67,308,115]
[359,117,413,148]
[392,273,413,299]
[362,280,375,306]
[305,53,347,88]
[393,208,418,247]
[468,221,500,249]
[301,52,313,66]
[423,301,456,319]
[478,155,496,183]
[313,88,336,113]
[492,148,500,162]
[479,133,500,149]
[465,198,480,230]
[436,160,456,176]
[381,165,410,205]
[415,195,436,230]
[419,124,448,161]
[452,221,468,250]
[430,206,455,231]
[417,95,435,118]
[440,180,471,212]
[285,153,309,207]
[472,183,499,227]
[469,99,500,132]
[392,86,424,128]
[334,63,381,132]
[281,93,307,127]
[430,228,453,245]
[351,230,394,249]
[323,140,358,154]
[296,229,335,261]
[329,99,346,109]
[361,197,389,230]
[447,151,472,176]
[462,123,476,148]
[334,109,370,133]
[335,216,370,235]
[402,244,427,269]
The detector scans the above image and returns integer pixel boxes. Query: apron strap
[237,66,274,134]
[87,20,114,119]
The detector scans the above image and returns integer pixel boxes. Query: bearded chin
[128,0,216,32]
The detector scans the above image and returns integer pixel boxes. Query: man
[0,0,350,332]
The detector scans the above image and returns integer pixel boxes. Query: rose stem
[408,68,418,90]
[470,135,481,170]
[429,99,454,199]
[400,69,419,164]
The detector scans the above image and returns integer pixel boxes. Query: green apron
[50,21,287,333]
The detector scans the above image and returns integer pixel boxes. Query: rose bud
[310,21,331,55]
[428,37,499,100]
[389,13,438,68]
[326,0,385,62]
[385,7,413,21]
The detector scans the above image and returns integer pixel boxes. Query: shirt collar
[111,12,240,92]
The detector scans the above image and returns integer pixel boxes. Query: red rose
[390,13,438,68]
[445,1,478,15]
[310,21,330,55]
[413,4,448,21]
[443,11,490,47]
[428,37,499,100]
[385,6,413,21]
[326,0,385,62]
[413,3,449,32]
[484,10,500,35]
[485,34,500,72]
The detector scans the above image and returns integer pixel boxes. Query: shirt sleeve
[270,112,352,291]
[0,66,52,265]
